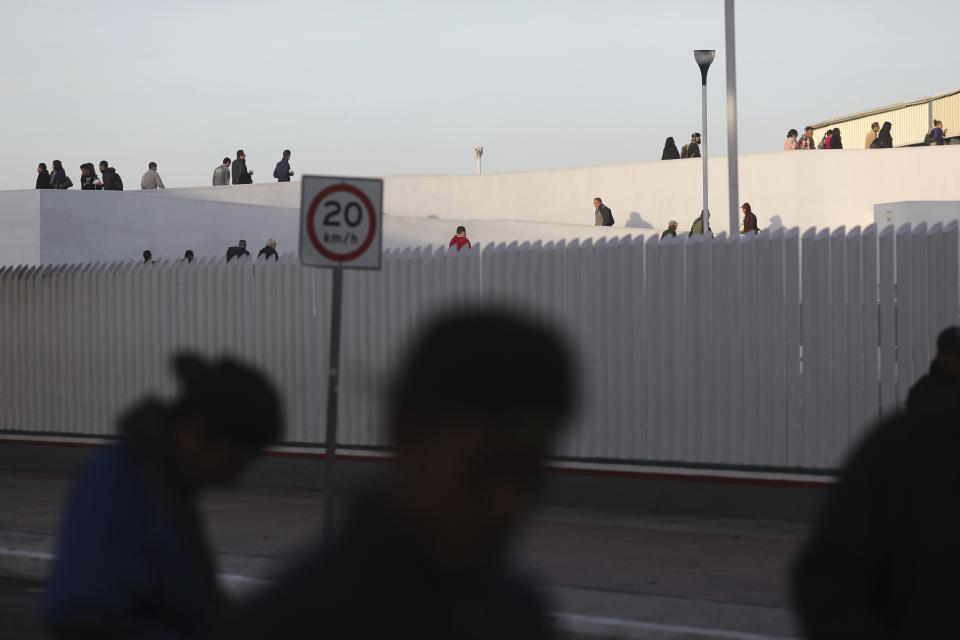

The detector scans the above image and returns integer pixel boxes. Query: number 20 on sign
[300,176,383,270]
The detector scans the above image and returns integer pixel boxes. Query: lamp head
[694,49,715,84]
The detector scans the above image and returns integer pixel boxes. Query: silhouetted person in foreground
[226,240,249,262]
[44,354,282,640]
[257,239,278,260]
[906,326,960,412]
[213,310,575,640]
[661,137,680,160]
[792,328,960,638]
[36,163,52,189]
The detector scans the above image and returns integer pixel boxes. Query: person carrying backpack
[273,150,294,182]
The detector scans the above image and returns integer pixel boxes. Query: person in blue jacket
[44,353,282,640]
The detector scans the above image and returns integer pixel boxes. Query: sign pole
[322,266,344,540]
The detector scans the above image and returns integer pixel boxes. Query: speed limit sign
[300,175,383,270]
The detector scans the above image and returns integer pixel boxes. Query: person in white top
[212,158,231,186]
[140,162,166,189]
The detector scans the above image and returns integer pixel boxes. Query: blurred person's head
[282,149,291,159]
[455,226,466,236]
[52,159,63,172]
[184,249,194,262]
[805,126,814,137]
[123,354,281,488]
[387,309,574,574]
[38,162,47,173]
[237,150,245,159]
[142,250,152,262]
[935,327,960,375]
[872,122,880,132]
[223,157,231,166]
[787,129,798,139]
[99,161,108,172]
[239,239,247,249]
[266,238,276,248]
[148,162,157,170]
[593,197,602,208]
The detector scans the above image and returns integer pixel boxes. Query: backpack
[273,162,281,179]
[603,208,615,226]
[114,173,124,191]
[924,130,935,145]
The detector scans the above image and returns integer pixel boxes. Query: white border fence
[1,223,957,471]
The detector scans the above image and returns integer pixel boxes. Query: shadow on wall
[624,212,654,229]
[767,215,784,231]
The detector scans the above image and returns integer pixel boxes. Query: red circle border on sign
[306,183,378,263]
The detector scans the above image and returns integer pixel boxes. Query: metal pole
[322,266,344,540]
[702,82,709,235]
[725,0,740,237]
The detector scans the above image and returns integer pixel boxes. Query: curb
[0,548,794,640]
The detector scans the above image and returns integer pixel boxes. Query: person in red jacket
[449,226,472,251]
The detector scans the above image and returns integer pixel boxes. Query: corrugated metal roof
[808,88,960,128]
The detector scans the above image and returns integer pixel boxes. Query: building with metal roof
[808,88,960,149]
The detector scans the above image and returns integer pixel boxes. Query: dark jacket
[660,228,677,240]
[81,173,101,191]
[594,204,614,227]
[741,211,758,234]
[905,360,960,413]
[273,159,292,182]
[44,403,221,639]
[877,125,893,149]
[257,245,278,261]
[36,170,52,189]
[226,246,250,262]
[661,138,680,160]
[232,158,252,185]
[50,168,70,189]
[101,167,123,191]
[831,132,843,149]
[210,496,553,640]
[792,405,960,638]
[686,140,701,158]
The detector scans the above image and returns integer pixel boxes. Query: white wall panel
[2,225,958,471]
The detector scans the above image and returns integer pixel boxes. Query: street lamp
[475,146,484,176]
[694,49,715,237]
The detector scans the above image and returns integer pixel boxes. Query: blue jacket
[45,443,218,639]
[273,159,291,182]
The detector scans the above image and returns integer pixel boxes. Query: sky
[2,0,958,191]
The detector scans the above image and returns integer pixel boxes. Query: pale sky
[2,0,957,191]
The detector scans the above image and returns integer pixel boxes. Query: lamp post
[724,0,740,237]
[694,50,715,237]
[475,146,484,176]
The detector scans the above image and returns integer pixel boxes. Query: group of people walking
[141,239,281,265]
[33,149,297,191]
[661,132,702,160]
[36,160,124,190]
[213,149,293,186]
[784,121,900,151]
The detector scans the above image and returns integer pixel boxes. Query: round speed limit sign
[300,177,383,269]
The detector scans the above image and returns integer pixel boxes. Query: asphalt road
[0,579,46,640]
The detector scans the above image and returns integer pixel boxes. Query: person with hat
[45,353,282,639]
[661,220,679,240]
[740,203,758,235]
